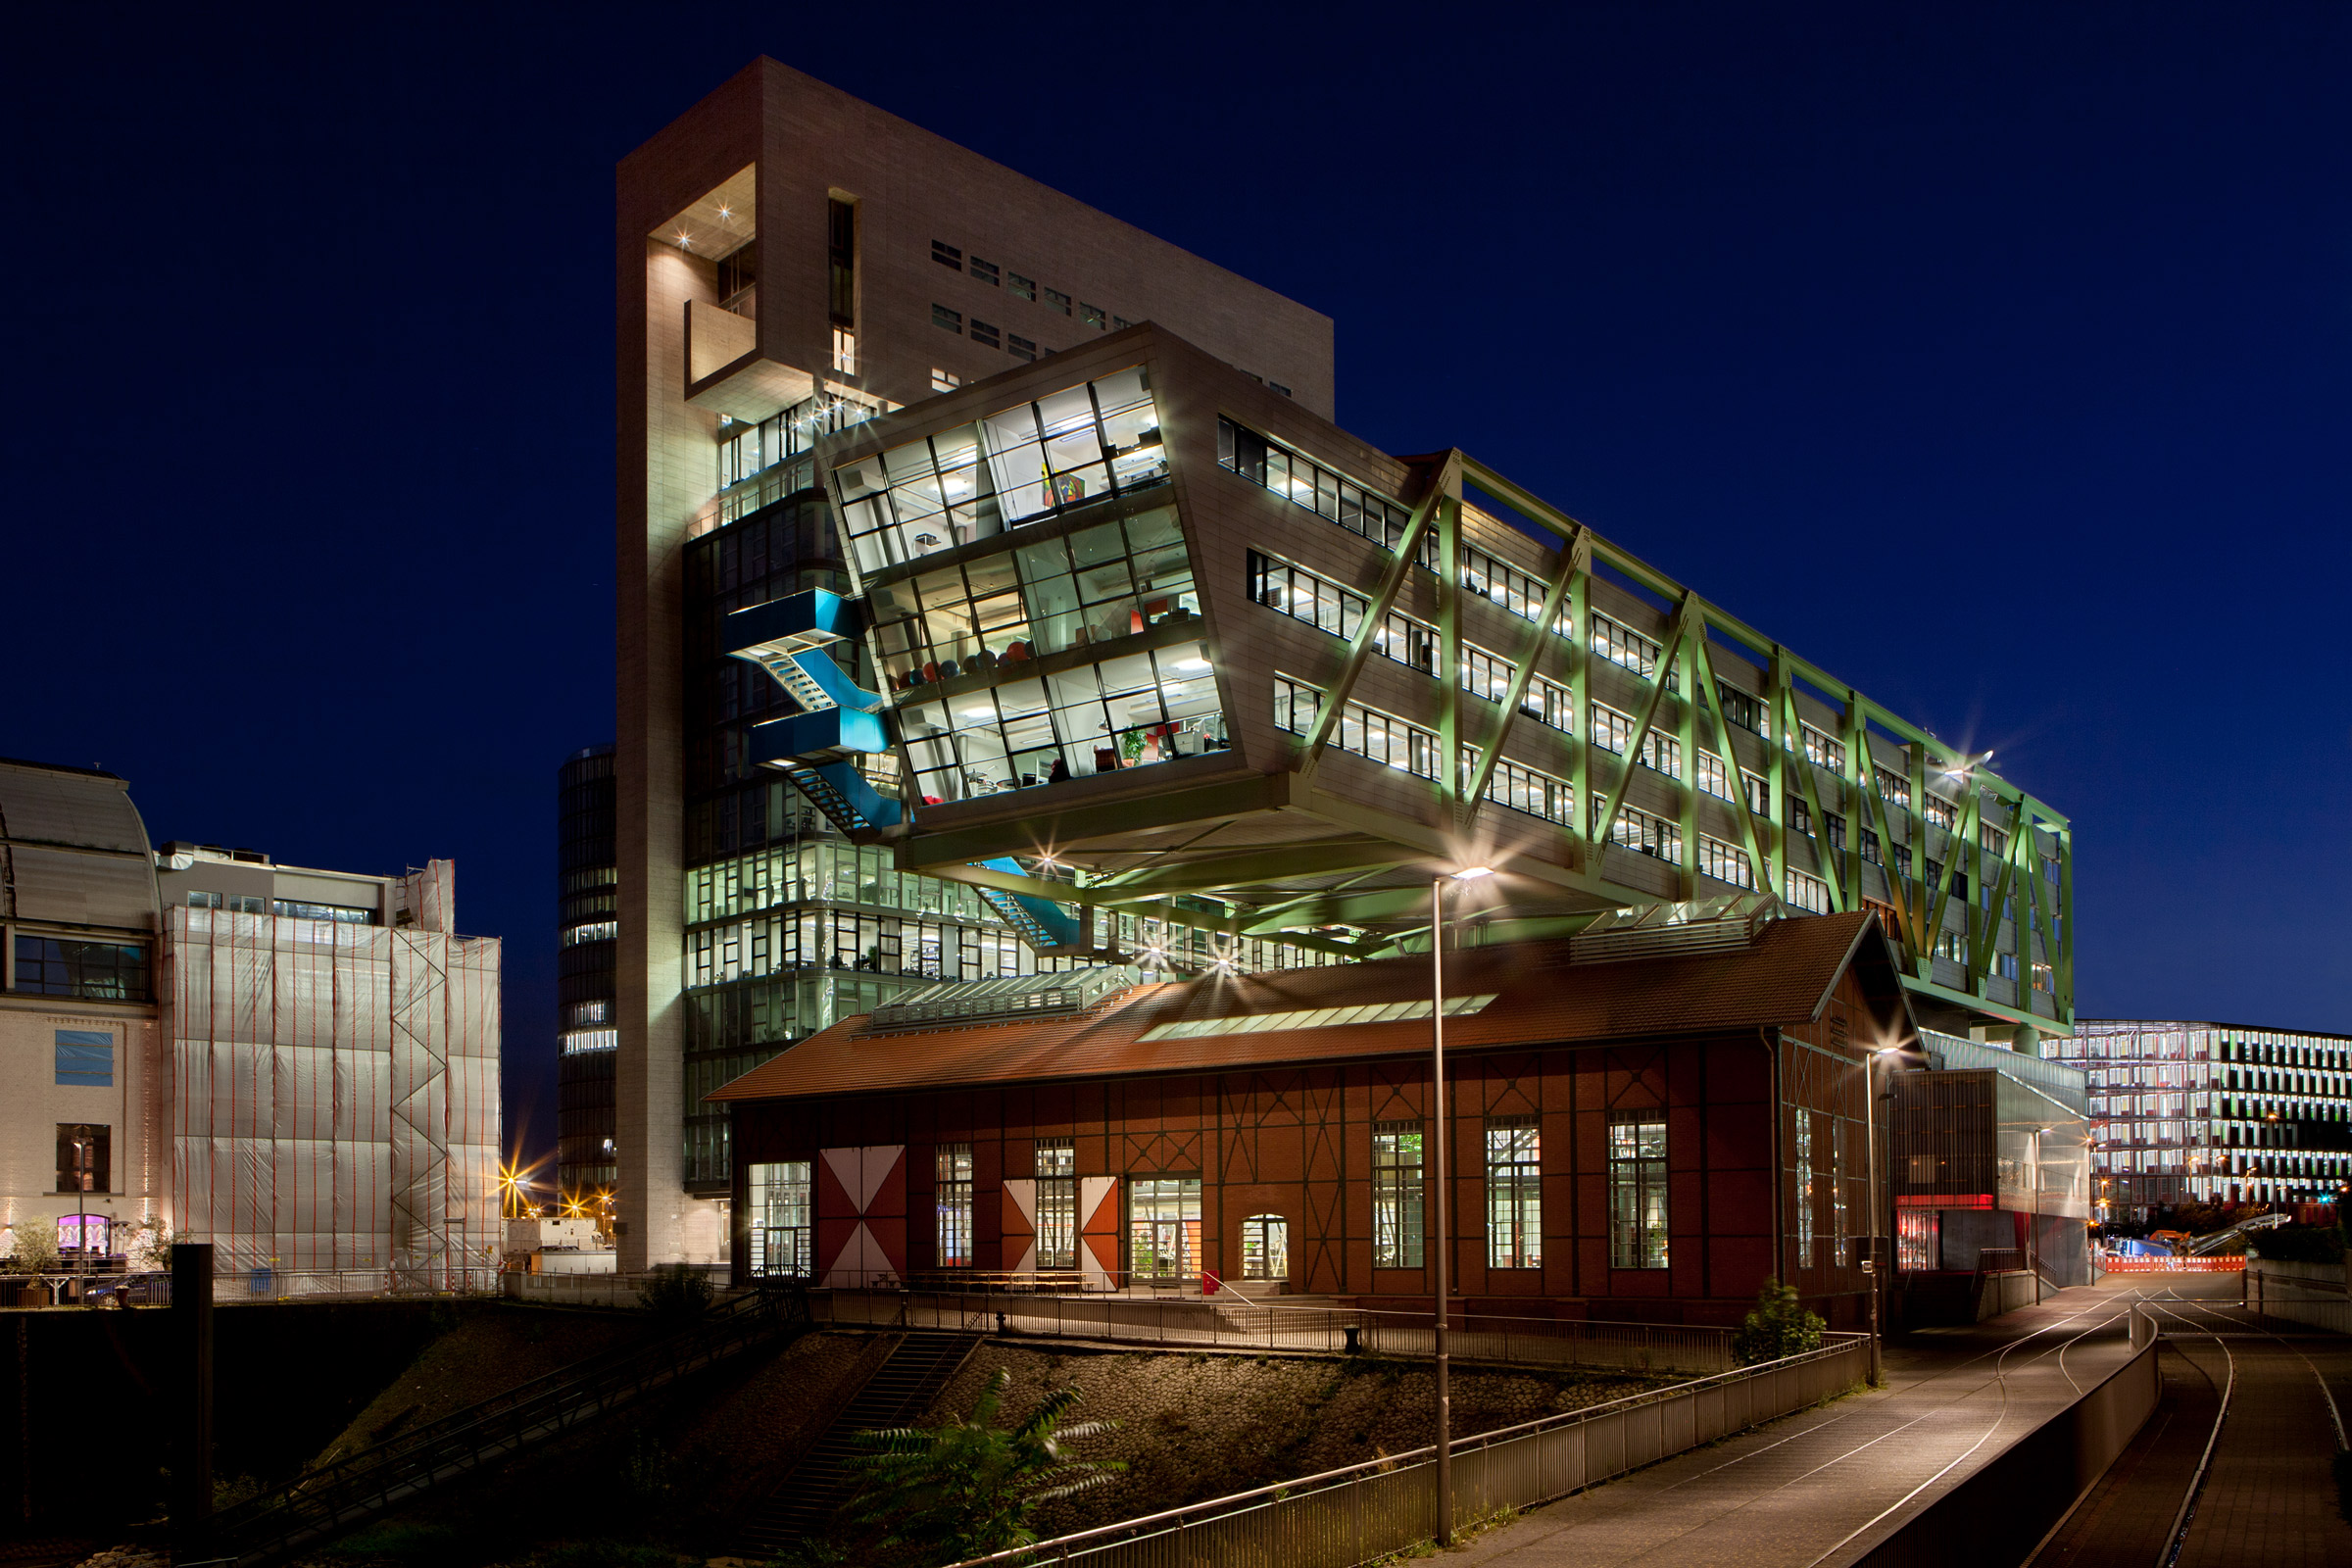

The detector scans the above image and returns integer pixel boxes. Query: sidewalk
[1450,1282,2147,1568]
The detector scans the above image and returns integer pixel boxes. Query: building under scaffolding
[159,854,503,1283]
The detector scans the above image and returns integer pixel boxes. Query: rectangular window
[1874,766,1912,808]
[1268,381,1292,397]
[13,937,148,1002]
[1007,271,1036,301]
[1463,547,1569,632]
[1035,1138,1077,1270]
[1599,802,1682,860]
[1043,286,1073,316]
[936,1143,974,1267]
[747,1160,813,1278]
[1786,868,1832,913]
[1006,334,1036,362]
[1924,793,1958,830]
[1592,613,1663,679]
[931,304,962,333]
[1081,303,1107,329]
[1716,683,1766,737]
[929,238,962,270]
[1249,552,1436,675]
[56,1123,110,1194]
[1486,1117,1542,1268]
[54,1030,113,1087]
[970,318,1001,350]
[1273,676,1440,781]
[828,200,858,327]
[1222,418,1435,566]
[1476,756,1575,828]
[1699,834,1754,888]
[1113,316,1137,331]
[1798,723,1846,774]
[969,258,1000,286]
[1609,1116,1668,1268]
[272,900,374,924]
[1697,752,1733,802]
[1795,1110,1816,1266]
[1931,928,1968,962]
[1372,1121,1424,1268]
[931,368,961,393]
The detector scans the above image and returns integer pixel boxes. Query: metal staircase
[204,1289,806,1565]
[735,1328,984,1556]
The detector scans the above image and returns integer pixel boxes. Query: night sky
[8,5,2346,1177]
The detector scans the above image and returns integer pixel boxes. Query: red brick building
[715,910,1915,1326]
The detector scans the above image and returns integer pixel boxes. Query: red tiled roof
[710,911,1898,1103]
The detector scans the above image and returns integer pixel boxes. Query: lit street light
[1430,863,1491,1547]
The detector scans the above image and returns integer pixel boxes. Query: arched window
[1241,1213,1288,1282]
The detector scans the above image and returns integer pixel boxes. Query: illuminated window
[1035,1138,1076,1269]
[1463,547,1568,631]
[1372,1121,1423,1269]
[1715,683,1767,737]
[1796,1111,1816,1264]
[55,1123,110,1195]
[1592,613,1663,679]
[1475,756,1574,828]
[747,1161,812,1278]
[1699,835,1753,889]
[1786,869,1832,914]
[1609,1117,1667,1269]
[1487,1117,1542,1268]
[831,327,858,374]
[1241,1213,1288,1281]
[1797,723,1846,773]
[1222,418,1436,566]
[936,1143,974,1267]
[1598,803,1681,861]
[931,368,960,393]
[1249,552,1435,675]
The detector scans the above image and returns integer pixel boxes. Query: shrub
[1733,1279,1824,1366]
[5,1223,60,1274]
[636,1262,713,1321]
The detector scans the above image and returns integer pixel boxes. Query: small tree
[1733,1279,1824,1366]
[636,1262,713,1321]
[838,1368,1121,1564]
[121,1216,173,1273]
[6,1222,61,1275]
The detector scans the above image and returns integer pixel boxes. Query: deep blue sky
[6,4,2346,1174]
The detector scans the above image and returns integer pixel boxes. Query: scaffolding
[163,860,501,1285]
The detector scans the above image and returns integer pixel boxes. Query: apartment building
[614,59,1338,1268]
[2062,1019,2352,1219]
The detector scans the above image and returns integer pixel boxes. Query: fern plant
[838,1368,1122,1564]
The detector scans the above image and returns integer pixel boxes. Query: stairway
[736,1329,984,1556]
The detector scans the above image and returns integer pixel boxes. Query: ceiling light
[717,205,733,220]
[1453,866,1494,881]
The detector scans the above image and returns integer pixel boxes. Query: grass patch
[323,1520,465,1561]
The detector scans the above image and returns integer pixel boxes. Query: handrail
[210,1289,799,1560]
[940,1334,1867,1567]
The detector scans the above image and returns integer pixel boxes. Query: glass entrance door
[1126,1176,1201,1282]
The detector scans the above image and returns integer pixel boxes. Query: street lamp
[1430,864,1491,1547]
[1862,1048,1898,1386]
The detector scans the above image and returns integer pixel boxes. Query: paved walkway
[1452,1281,2150,1568]
[2036,1274,2352,1568]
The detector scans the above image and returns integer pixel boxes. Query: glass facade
[836,368,1232,808]
[1127,1175,1202,1280]
[747,1160,813,1277]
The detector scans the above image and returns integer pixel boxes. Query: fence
[943,1335,1870,1568]
[812,1290,1740,1375]
[2243,1258,2351,1333]
[2098,1255,2243,1273]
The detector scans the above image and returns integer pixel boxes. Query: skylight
[1141,994,1497,1043]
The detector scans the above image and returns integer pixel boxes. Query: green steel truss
[885,445,2072,1034]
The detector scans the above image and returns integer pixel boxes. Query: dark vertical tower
[557,745,618,1200]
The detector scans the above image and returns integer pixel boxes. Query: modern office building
[558,745,620,1200]
[0,755,500,1283]
[615,60,1341,1268]
[2060,1020,2352,1218]
[618,60,2077,1270]
[720,907,1913,1327]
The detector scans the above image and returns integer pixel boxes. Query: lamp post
[1430,864,1490,1548]
[1863,1049,1896,1386]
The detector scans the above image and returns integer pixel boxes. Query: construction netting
[162,860,501,1285]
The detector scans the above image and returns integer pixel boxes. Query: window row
[931,304,1039,362]
[1590,703,1680,775]
[1461,644,1573,732]
[900,643,1227,805]
[867,505,1198,691]
[833,367,1166,576]
[1218,418,1435,566]
[1248,551,1436,674]
[687,842,995,927]
[752,1115,1668,1281]
[12,936,148,1002]
[929,240,1135,332]
[689,908,1037,989]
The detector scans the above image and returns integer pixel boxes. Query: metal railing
[42,1265,506,1308]
[812,1289,1740,1375]
[942,1335,1870,1568]
[206,1288,801,1563]
[2100,1255,2245,1272]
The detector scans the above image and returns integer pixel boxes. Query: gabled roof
[711,910,1912,1103]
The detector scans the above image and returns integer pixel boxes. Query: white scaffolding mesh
[162,866,500,1284]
